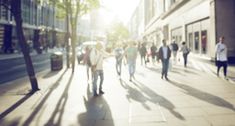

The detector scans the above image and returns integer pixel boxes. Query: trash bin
[51,51,63,71]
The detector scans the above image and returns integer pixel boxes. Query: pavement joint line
[157,102,167,122]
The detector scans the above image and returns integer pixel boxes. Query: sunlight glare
[100,0,140,24]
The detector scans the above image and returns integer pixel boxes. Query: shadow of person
[133,80,185,120]
[44,73,74,126]
[22,69,68,126]
[119,79,150,110]
[146,66,161,73]
[168,79,235,111]
[77,84,114,126]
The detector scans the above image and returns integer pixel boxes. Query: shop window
[188,33,193,50]
[201,30,207,54]
[194,32,199,52]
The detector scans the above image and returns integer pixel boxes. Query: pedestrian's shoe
[224,76,228,80]
[161,75,163,79]
[99,90,104,95]
[165,77,169,81]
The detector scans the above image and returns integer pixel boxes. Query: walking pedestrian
[215,36,228,79]
[89,42,111,96]
[124,41,138,82]
[114,44,124,76]
[180,42,190,67]
[139,43,147,65]
[170,40,179,63]
[158,40,171,80]
[150,43,157,64]
[83,46,92,81]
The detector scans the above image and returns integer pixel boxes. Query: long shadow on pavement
[168,79,235,111]
[133,79,185,120]
[146,67,161,73]
[22,69,68,126]
[119,79,151,110]
[44,72,74,126]
[119,78,185,120]
[77,84,114,126]
[0,92,34,122]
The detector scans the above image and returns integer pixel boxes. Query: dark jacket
[158,46,171,61]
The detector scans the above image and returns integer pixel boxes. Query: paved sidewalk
[188,53,235,83]
[0,57,235,126]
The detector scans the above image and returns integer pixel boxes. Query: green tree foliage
[107,22,130,47]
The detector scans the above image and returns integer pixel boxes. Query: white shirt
[215,42,227,61]
[162,46,168,59]
[89,48,110,70]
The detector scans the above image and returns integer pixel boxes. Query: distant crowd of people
[81,36,228,97]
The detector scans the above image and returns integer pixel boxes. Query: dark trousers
[217,61,227,77]
[140,55,146,65]
[183,53,188,67]
[116,58,122,75]
[93,70,104,95]
[161,59,169,78]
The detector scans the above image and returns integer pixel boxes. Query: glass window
[194,32,199,52]
[188,33,193,50]
[201,30,207,54]
[0,5,8,20]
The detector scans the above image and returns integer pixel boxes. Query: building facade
[0,0,66,54]
[129,0,145,41]
[131,0,235,63]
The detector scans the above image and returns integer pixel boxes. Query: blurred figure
[89,42,111,96]
[158,40,171,80]
[83,46,92,81]
[215,36,228,79]
[150,43,157,64]
[139,43,147,65]
[114,44,124,76]
[170,40,179,63]
[180,42,190,67]
[124,41,138,81]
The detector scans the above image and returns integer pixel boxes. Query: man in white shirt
[215,36,228,79]
[158,40,171,80]
[89,42,110,96]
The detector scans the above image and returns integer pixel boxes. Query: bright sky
[100,0,140,25]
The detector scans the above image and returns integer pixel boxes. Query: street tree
[49,0,100,72]
[0,0,39,92]
[107,21,130,48]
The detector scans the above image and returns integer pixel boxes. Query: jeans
[162,59,169,78]
[92,70,104,94]
[128,60,136,77]
[116,58,122,75]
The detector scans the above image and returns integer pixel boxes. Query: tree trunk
[71,26,76,73]
[11,0,39,92]
[65,0,70,68]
